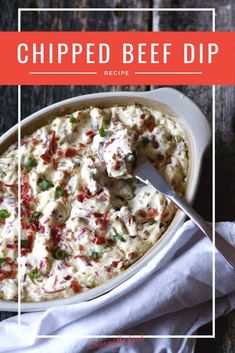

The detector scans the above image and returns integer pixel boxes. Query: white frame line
[212,84,215,338]
[17,85,21,331]
[135,72,203,75]
[29,72,97,75]
[18,8,215,11]
[17,7,215,339]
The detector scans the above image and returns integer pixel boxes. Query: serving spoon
[134,158,235,270]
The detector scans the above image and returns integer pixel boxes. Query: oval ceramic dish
[0,87,211,311]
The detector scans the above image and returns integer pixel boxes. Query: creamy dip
[0,105,188,301]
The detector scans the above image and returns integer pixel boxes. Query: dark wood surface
[0,1,234,352]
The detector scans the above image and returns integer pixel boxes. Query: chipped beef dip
[0,105,188,301]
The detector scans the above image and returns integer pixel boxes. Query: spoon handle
[171,192,235,270]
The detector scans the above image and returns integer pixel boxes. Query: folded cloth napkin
[0,220,235,353]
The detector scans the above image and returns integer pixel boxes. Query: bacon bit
[121,260,130,270]
[21,182,32,202]
[65,149,77,158]
[28,220,38,232]
[95,218,103,226]
[128,216,136,224]
[52,159,58,170]
[77,187,92,202]
[111,261,119,268]
[93,212,103,218]
[112,153,117,160]
[105,266,112,273]
[0,196,3,203]
[50,224,64,250]
[74,254,91,266]
[148,208,158,218]
[79,143,86,148]
[57,150,64,158]
[6,243,17,250]
[114,161,121,171]
[139,210,147,218]
[51,224,64,238]
[79,244,84,251]
[85,130,95,139]
[0,269,15,281]
[63,189,69,198]
[64,275,72,280]
[28,219,44,233]
[92,236,105,245]
[40,152,51,163]
[40,132,58,163]
[38,224,45,233]
[49,131,58,154]
[163,211,169,219]
[106,138,115,146]
[140,114,146,120]
[147,122,155,132]
[128,251,136,260]
[32,138,39,146]
[101,212,108,230]
[157,154,164,161]
[71,280,81,293]
[77,194,85,202]
[95,212,108,231]
[21,140,29,146]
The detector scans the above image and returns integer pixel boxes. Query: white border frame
[17,7,215,339]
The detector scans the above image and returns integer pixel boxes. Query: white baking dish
[0,87,211,312]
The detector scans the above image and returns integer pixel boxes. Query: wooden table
[0,1,234,352]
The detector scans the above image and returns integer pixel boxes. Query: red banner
[0,32,234,85]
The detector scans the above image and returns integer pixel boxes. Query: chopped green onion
[21,239,28,248]
[28,217,33,224]
[0,209,11,220]
[115,234,126,242]
[70,116,77,124]
[25,157,37,172]
[55,186,64,199]
[149,219,157,225]
[33,211,41,219]
[113,228,126,242]
[141,137,150,146]
[28,268,40,283]
[99,128,106,137]
[90,251,100,259]
[38,179,52,191]
[0,258,5,265]
[103,120,110,128]
[53,249,67,260]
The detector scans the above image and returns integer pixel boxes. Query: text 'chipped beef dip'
[0,105,188,301]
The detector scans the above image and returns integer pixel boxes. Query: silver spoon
[134,158,235,270]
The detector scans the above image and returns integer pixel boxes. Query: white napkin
[0,220,235,353]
